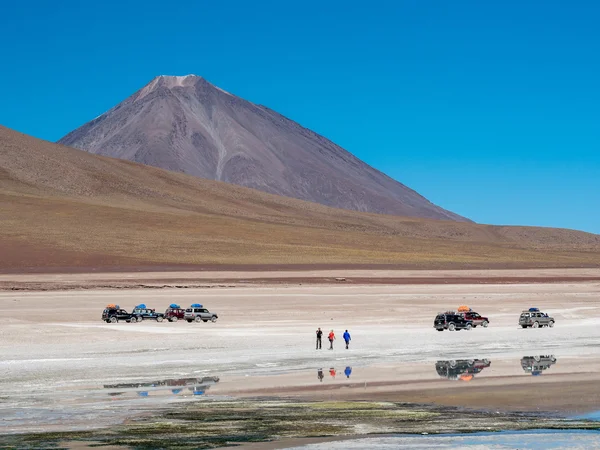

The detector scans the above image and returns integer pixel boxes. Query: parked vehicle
[521,355,557,375]
[165,303,185,322]
[436,359,491,381]
[184,303,219,323]
[519,308,554,328]
[434,311,473,331]
[102,305,136,323]
[457,306,489,328]
[132,304,164,322]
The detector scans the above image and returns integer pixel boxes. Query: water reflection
[103,376,219,396]
[317,367,352,380]
[435,359,491,381]
[521,355,557,376]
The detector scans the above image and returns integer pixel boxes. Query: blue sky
[1,1,599,233]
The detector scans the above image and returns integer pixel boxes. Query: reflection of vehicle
[104,376,219,396]
[165,304,185,322]
[436,359,491,381]
[102,305,136,323]
[434,312,473,331]
[132,304,164,322]
[184,304,218,323]
[460,311,489,328]
[521,355,557,376]
[519,308,554,328]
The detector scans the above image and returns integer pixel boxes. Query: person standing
[344,366,352,378]
[316,327,323,350]
[328,330,335,350]
[317,368,324,382]
[343,329,351,349]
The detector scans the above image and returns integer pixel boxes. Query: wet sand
[1,277,599,433]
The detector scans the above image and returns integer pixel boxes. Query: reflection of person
[329,367,336,378]
[328,330,335,350]
[344,366,352,378]
[317,368,324,382]
[316,328,323,350]
[343,330,351,349]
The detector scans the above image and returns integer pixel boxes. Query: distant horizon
[1,1,598,234]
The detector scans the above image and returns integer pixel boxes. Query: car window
[186,309,192,312]
[200,309,208,313]
[194,309,201,312]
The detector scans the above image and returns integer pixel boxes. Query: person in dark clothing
[343,330,351,349]
[317,368,324,382]
[316,327,323,349]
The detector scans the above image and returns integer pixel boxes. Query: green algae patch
[2,399,599,450]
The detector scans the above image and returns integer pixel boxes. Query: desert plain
[1,268,599,448]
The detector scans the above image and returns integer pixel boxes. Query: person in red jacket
[328,330,335,350]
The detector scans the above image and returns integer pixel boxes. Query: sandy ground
[2,268,600,290]
[1,278,600,434]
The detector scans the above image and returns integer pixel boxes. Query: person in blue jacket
[344,366,352,378]
[343,330,351,349]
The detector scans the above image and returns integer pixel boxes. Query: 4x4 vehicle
[184,304,218,323]
[132,304,164,322]
[436,359,491,380]
[461,311,489,328]
[521,355,557,375]
[102,305,136,323]
[165,304,185,322]
[519,308,554,328]
[434,312,473,331]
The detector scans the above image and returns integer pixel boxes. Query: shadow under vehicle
[521,355,557,376]
[436,359,491,381]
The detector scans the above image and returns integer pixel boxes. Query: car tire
[448,323,456,331]
[110,317,117,323]
[465,324,472,331]
[482,321,489,328]
[533,321,539,328]
[211,317,217,323]
[171,316,178,323]
[449,360,457,368]
[156,316,164,323]
[549,321,554,328]
[195,316,202,323]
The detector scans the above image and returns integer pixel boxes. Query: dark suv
[434,312,473,331]
[102,307,135,323]
[131,304,164,322]
[165,304,186,322]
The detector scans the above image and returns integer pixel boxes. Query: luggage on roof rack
[529,307,540,312]
[191,303,203,308]
[106,304,119,309]
[169,303,181,309]
[135,304,147,309]
[457,305,471,312]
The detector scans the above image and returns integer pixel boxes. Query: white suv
[184,304,218,323]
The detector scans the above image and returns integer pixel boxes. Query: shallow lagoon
[291,430,600,449]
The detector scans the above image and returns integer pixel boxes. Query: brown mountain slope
[58,75,468,222]
[2,125,600,272]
